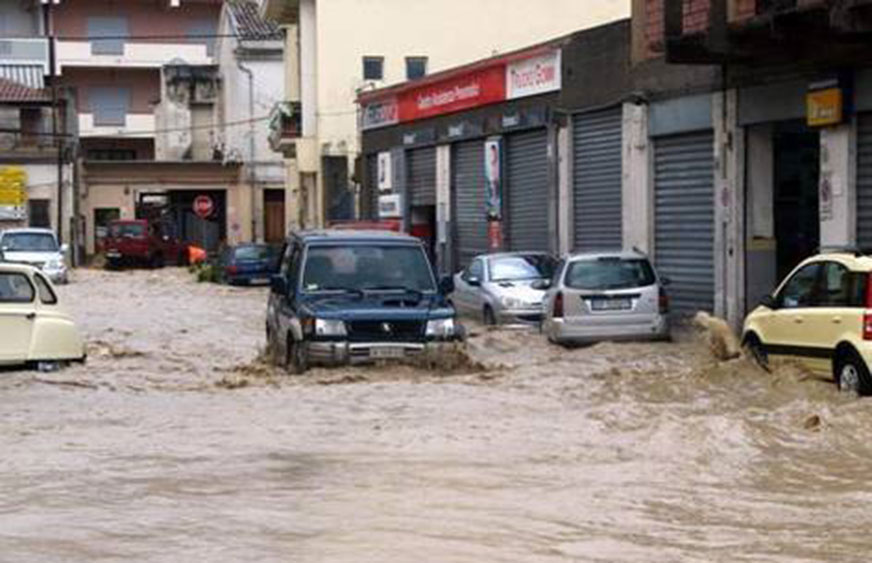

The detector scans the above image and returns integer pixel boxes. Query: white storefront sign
[506,50,562,100]
[378,193,403,218]
[362,96,399,130]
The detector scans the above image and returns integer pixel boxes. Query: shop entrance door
[773,122,819,281]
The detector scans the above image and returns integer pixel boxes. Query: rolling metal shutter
[857,115,872,248]
[452,140,488,268]
[506,129,549,252]
[653,130,715,314]
[573,107,623,251]
[406,147,436,207]
[366,153,379,220]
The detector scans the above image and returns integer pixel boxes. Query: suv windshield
[302,244,435,293]
[565,257,656,290]
[489,254,555,282]
[109,223,145,238]
[1,233,58,252]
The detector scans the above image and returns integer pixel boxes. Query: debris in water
[88,340,146,359]
[693,312,742,361]
[803,414,822,431]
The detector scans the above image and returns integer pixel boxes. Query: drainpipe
[237,60,257,242]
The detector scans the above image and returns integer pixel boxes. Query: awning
[0,64,45,89]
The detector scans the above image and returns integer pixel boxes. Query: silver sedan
[451,252,557,325]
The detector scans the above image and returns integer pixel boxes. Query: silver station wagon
[541,251,671,345]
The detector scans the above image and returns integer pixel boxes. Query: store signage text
[806,86,843,127]
[506,50,561,99]
[361,49,561,128]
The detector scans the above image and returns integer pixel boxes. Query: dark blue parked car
[266,230,460,373]
[219,244,281,286]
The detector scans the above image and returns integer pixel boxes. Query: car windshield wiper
[363,285,425,298]
[319,287,364,298]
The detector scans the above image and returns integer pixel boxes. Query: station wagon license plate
[590,298,632,311]
[370,347,405,359]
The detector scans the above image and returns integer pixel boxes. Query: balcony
[0,130,58,161]
[0,38,49,88]
[56,41,213,73]
[268,101,301,155]
[78,113,156,138]
[662,0,872,64]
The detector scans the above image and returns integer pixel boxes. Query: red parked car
[104,219,187,269]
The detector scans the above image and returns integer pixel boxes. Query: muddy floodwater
[3,268,872,562]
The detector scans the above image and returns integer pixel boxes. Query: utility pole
[42,0,63,245]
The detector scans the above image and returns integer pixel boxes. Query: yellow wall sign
[806,87,843,127]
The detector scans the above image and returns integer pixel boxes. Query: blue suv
[266,230,460,373]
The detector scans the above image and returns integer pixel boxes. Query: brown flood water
[1,268,872,562]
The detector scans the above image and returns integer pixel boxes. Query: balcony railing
[0,130,58,158]
[57,41,213,71]
[78,113,156,138]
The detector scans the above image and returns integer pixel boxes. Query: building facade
[49,0,255,256]
[261,0,631,230]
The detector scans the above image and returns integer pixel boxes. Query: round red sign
[193,195,214,219]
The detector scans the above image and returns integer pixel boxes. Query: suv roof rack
[817,245,872,256]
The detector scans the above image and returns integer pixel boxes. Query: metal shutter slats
[574,108,623,251]
[366,154,378,220]
[452,140,488,268]
[406,147,436,207]
[507,130,549,252]
[654,130,715,315]
[858,115,872,247]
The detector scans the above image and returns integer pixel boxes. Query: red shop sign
[398,65,507,122]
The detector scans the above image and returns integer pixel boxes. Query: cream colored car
[743,251,872,394]
[0,263,85,367]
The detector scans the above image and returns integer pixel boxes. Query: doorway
[773,121,819,280]
[264,189,286,244]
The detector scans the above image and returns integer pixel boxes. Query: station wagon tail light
[553,292,564,319]
[226,265,238,275]
[659,287,669,315]
[865,273,872,340]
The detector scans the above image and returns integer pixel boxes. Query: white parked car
[0,228,69,284]
[0,263,85,367]
[541,250,671,345]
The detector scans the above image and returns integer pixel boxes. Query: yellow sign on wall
[0,166,27,221]
[806,87,843,127]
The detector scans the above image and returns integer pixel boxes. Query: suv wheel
[835,351,872,396]
[285,335,309,375]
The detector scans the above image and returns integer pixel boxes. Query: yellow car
[743,251,872,394]
[0,262,85,367]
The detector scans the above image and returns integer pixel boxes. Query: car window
[1,233,58,252]
[33,273,57,305]
[465,259,484,282]
[778,263,822,308]
[488,254,555,282]
[564,258,656,290]
[234,245,273,261]
[820,262,865,307]
[0,273,35,303]
[301,244,435,292]
[109,223,145,238]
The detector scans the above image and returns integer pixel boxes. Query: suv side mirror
[660,276,672,287]
[60,243,69,254]
[439,275,455,295]
[759,294,778,310]
[531,279,551,290]
[270,275,288,295]
[467,276,481,287]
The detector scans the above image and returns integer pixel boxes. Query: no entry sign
[193,195,214,219]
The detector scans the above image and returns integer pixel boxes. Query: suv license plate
[591,298,631,311]
[370,347,405,359]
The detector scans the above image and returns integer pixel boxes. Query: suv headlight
[426,318,456,338]
[44,257,63,270]
[308,318,347,337]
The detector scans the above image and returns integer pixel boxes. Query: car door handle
[832,317,842,324]
[25,313,36,320]
[793,317,804,324]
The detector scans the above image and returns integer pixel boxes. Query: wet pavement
[2,268,872,562]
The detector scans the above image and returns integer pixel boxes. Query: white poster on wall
[377,151,392,191]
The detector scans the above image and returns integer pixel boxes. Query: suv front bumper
[306,341,452,366]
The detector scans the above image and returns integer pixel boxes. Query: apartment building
[0,0,74,242]
[261,0,630,229]
[47,0,249,255]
